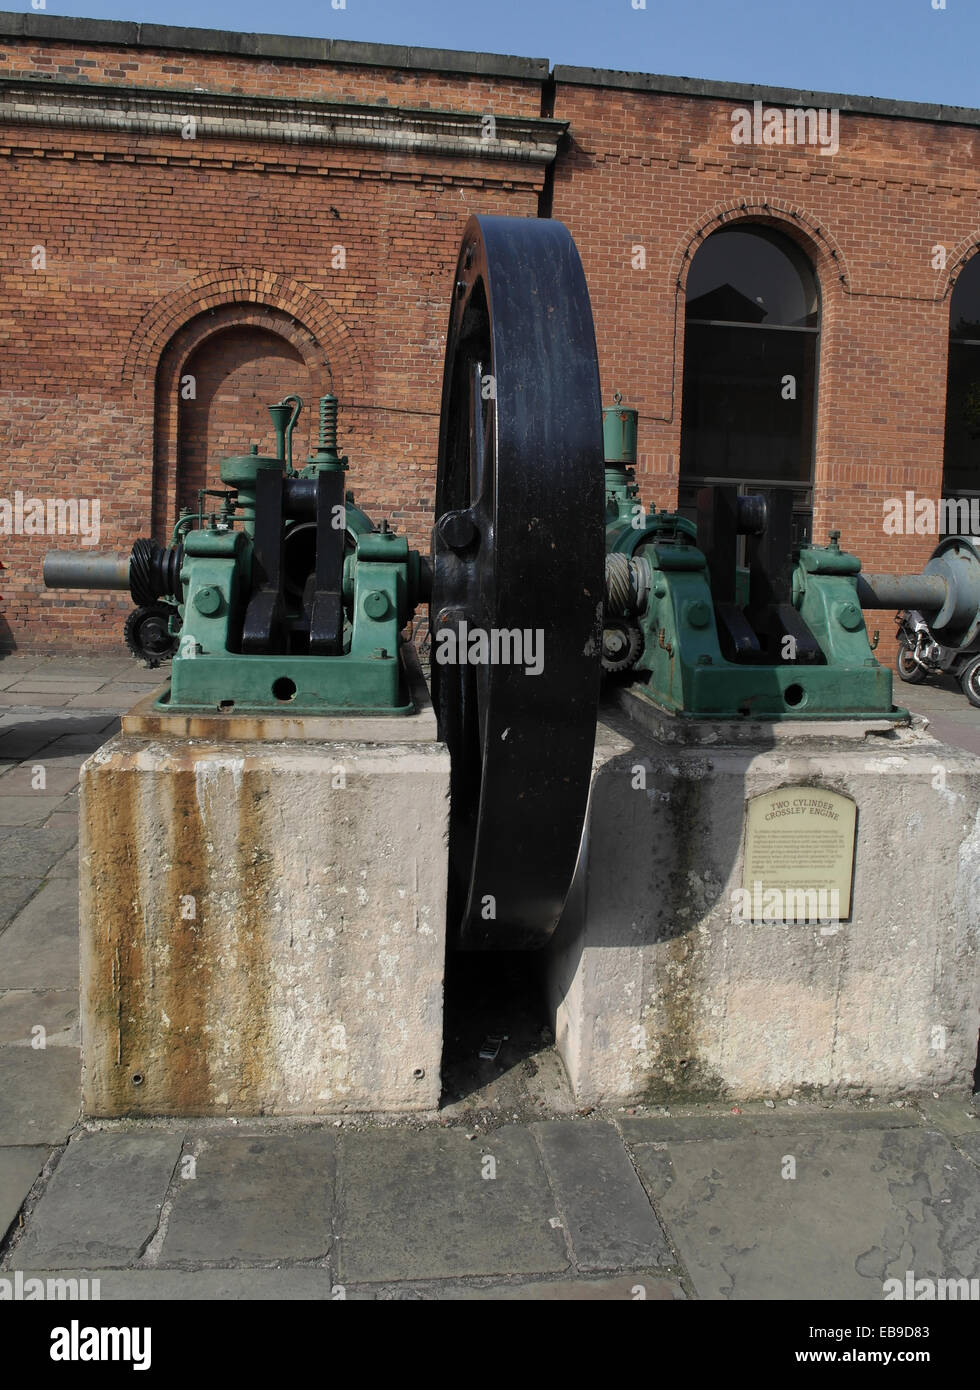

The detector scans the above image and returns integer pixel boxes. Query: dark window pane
[681,323,817,485]
[685,227,819,328]
[942,341,980,494]
[950,254,980,341]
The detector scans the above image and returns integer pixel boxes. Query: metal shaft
[856,572,948,612]
[43,552,131,591]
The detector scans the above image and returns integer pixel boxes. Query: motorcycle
[895,609,980,708]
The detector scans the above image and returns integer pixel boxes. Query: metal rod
[43,552,131,591]
[856,572,948,612]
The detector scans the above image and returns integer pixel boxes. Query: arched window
[942,253,980,500]
[679,225,820,543]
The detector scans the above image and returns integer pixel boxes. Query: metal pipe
[43,551,131,591]
[856,572,948,612]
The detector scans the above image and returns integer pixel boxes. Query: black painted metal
[431,215,605,950]
[242,467,286,653]
[307,469,346,655]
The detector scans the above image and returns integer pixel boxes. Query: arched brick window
[942,252,980,501]
[679,224,820,544]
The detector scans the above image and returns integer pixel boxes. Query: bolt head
[364,590,389,620]
[437,511,477,552]
[193,585,221,616]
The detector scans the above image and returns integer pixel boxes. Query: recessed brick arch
[942,237,980,302]
[152,304,333,539]
[122,267,366,404]
[670,199,851,301]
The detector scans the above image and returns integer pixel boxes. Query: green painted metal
[602,390,638,467]
[153,394,423,716]
[601,395,905,721]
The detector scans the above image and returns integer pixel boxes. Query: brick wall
[549,80,980,663]
[1,19,977,667]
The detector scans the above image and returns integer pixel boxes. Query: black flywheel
[430,215,605,949]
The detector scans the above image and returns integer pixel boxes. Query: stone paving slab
[0,1047,79,1145]
[0,989,78,1045]
[0,1146,49,1240]
[0,826,77,881]
[619,1106,921,1145]
[0,877,42,928]
[8,1269,338,1299]
[534,1120,672,1271]
[0,794,71,827]
[11,1131,183,1269]
[955,1132,980,1167]
[0,878,79,989]
[353,1274,687,1299]
[161,1133,336,1265]
[633,1125,980,1300]
[0,764,80,795]
[336,1126,568,1282]
[47,848,79,879]
[918,1098,980,1138]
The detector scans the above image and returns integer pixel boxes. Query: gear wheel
[601,620,643,674]
[124,603,179,668]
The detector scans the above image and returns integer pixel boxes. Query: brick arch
[669,199,851,302]
[941,237,980,304]
[151,305,332,539]
[122,267,366,403]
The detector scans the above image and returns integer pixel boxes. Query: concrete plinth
[80,683,450,1116]
[548,691,980,1105]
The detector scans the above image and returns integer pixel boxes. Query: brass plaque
[741,788,856,922]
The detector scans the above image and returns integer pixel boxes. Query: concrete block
[80,729,450,1116]
[548,701,980,1104]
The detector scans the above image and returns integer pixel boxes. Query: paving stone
[633,1126,980,1300]
[0,795,70,827]
[161,1133,336,1264]
[0,826,77,881]
[42,811,78,834]
[337,1125,567,1282]
[5,1269,339,1299]
[0,764,80,796]
[533,1120,671,1271]
[64,692,142,710]
[0,692,72,708]
[619,1107,920,1145]
[0,989,78,1045]
[918,1098,980,1138]
[14,1130,183,1269]
[47,848,79,879]
[0,878,42,928]
[0,1147,49,1239]
[0,1047,79,1145]
[7,680,108,694]
[954,1131,980,1167]
[354,1274,687,1299]
[0,878,78,988]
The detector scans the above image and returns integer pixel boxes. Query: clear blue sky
[26,0,980,108]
